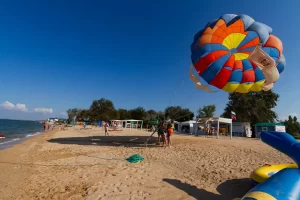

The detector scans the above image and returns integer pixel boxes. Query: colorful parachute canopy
[190,14,286,93]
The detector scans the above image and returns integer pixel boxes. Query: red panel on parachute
[194,50,228,74]
[241,70,255,83]
[209,55,235,89]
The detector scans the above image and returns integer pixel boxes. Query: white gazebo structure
[110,120,123,128]
[197,117,233,139]
[122,119,143,130]
[178,120,197,134]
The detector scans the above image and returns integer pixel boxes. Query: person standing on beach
[104,122,109,136]
[44,121,49,132]
[157,121,166,146]
[43,121,46,132]
[166,120,174,147]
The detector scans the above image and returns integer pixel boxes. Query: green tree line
[283,115,300,137]
[66,98,195,124]
[66,90,300,137]
[221,90,300,137]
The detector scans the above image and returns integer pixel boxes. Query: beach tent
[178,120,197,134]
[197,117,233,139]
[120,119,143,130]
[110,120,123,128]
[231,122,251,137]
[253,123,285,138]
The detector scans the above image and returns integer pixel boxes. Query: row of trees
[221,91,300,136]
[66,90,300,136]
[283,115,300,137]
[66,98,200,124]
[221,91,279,124]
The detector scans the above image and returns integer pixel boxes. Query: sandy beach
[0,126,293,200]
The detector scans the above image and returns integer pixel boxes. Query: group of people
[43,121,54,132]
[156,120,174,147]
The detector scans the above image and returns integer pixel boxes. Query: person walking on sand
[166,120,174,147]
[104,122,109,136]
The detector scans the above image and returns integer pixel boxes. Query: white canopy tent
[180,120,197,125]
[110,120,123,128]
[197,117,233,139]
[122,119,143,130]
[178,120,197,134]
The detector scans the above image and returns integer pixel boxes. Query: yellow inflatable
[250,163,297,186]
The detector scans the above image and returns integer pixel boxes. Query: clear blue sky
[0,0,299,120]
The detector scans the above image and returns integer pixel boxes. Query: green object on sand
[126,154,144,163]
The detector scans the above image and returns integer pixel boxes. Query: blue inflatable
[240,131,300,200]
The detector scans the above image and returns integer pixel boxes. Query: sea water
[0,119,44,150]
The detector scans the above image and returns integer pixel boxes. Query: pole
[144,128,158,147]
[217,119,220,139]
[230,122,232,139]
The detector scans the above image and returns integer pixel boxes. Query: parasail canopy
[190,14,286,93]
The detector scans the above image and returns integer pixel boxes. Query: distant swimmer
[0,133,5,139]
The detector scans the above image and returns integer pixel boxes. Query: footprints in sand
[82,163,161,200]
[13,129,294,200]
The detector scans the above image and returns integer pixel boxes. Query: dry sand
[0,126,293,200]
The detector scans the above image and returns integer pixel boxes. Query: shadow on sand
[163,178,251,200]
[48,135,159,148]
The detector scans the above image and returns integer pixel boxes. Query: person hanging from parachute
[190,14,285,93]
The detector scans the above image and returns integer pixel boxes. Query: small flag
[231,111,236,120]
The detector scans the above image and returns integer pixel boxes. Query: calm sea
[0,119,44,150]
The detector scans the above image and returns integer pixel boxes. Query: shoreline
[0,128,56,151]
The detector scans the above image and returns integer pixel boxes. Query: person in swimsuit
[104,122,109,136]
[166,120,174,147]
[43,121,46,132]
[157,121,166,146]
[44,121,49,132]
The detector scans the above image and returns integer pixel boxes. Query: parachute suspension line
[163,78,187,120]
[168,90,198,121]
[163,66,206,121]
[172,111,195,122]
[167,79,185,107]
